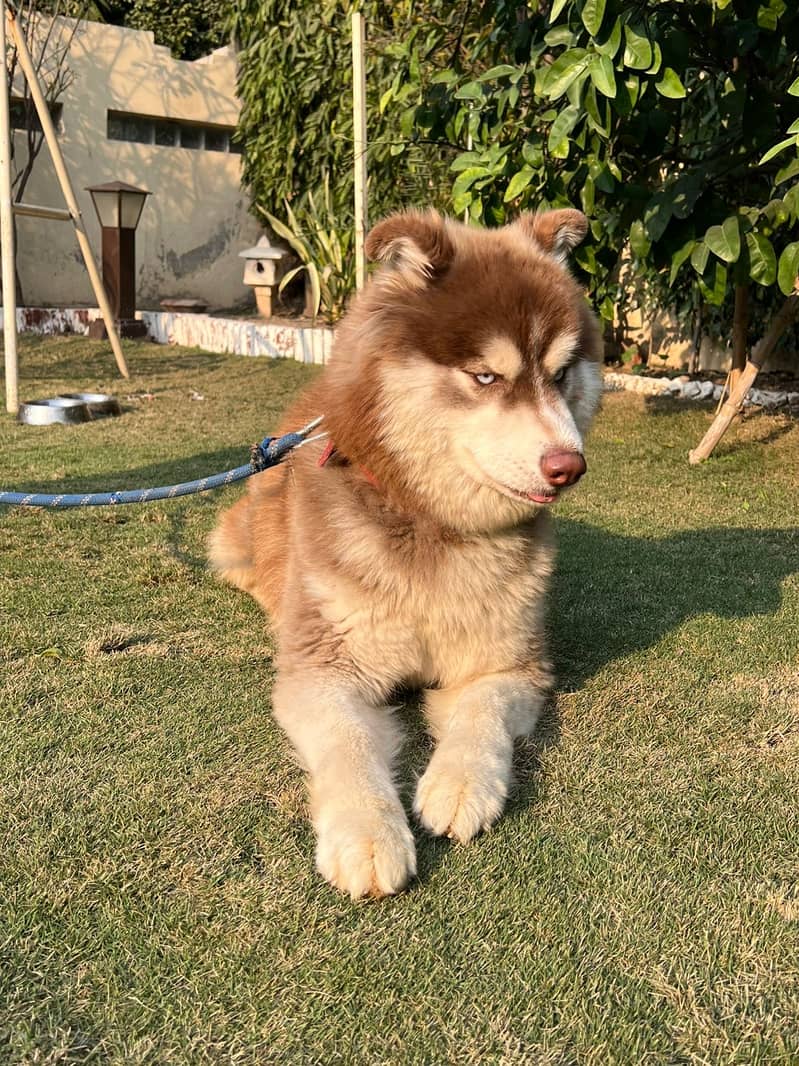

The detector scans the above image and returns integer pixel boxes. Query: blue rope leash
[0,417,324,509]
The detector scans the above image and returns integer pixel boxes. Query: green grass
[1,335,798,1065]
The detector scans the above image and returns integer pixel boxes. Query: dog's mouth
[498,482,558,506]
[462,451,559,506]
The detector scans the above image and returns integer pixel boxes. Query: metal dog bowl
[17,392,121,425]
[58,392,121,417]
[18,397,94,425]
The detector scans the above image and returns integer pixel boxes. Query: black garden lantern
[86,181,150,340]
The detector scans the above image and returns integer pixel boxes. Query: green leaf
[622,25,653,71]
[614,76,640,115]
[777,242,799,294]
[478,64,519,82]
[452,167,491,199]
[452,191,472,215]
[594,163,615,192]
[691,241,709,275]
[307,262,321,319]
[454,82,484,101]
[539,50,589,99]
[655,68,686,99]
[647,41,662,75]
[757,5,779,30]
[764,197,790,226]
[672,173,704,220]
[544,27,576,47]
[599,295,615,320]
[581,0,606,36]
[588,54,616,98]
[450,152,484,173]
[669,240,695,285]
[379,87,394,114]
[277,264,307,294]
[260,210,309,261]
[643,188,675,242]
[698,261,728,306]
[630,219,650,257]
[549,0,572,22]
[759,136,799,165]
[547,105,581,159]
[783,184,799,218]
[705,216,741,263]
[745,232,777,285]
[584,84,610,134]
[574,244,598,273]
[775,157,799,184]
[595,17,622,57]
[789,76,799,96]
[504,167,535,202]
[581,174,595,214]
[522,140,544,168]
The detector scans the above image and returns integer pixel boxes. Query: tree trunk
[688,301,703,375]
[688,288,799,464]
[730,283,749,394]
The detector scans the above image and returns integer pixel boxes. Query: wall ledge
[3,307,335,365]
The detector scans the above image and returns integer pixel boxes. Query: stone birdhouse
[239,236,288,318]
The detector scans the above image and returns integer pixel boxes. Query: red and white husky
[210,209,603,898]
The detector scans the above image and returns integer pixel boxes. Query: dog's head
[326,209,603,533]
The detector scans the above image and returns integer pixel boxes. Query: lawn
[1,335,798,1065]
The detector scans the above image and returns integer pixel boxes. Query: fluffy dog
[209,208,603,898]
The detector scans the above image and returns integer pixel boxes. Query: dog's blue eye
[474,372,496,385]
[553,366,568,385]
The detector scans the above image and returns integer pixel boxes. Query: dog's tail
[208,494,256,595]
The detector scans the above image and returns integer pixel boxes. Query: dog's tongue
[527,492,556,504]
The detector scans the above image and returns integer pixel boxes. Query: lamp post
[86,181,150,339]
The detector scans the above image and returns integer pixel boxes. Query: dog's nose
[540,449,586,487]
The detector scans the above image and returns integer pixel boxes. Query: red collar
[317,439,381,489]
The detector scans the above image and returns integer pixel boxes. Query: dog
[209,208,603,898]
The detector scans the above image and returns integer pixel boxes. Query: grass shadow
[551,519,798,692]
[12,339,229,384]
[489,518,798,831]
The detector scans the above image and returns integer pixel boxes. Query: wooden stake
[0,0,19,414]
[6,6,129,379]
[352,9,367,291]
[688,289,799,464]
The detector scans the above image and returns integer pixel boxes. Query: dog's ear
[365,210,454,285]
[515,209,588,263]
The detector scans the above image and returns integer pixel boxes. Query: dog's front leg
[414,671,546,844]
[272,671,416,899]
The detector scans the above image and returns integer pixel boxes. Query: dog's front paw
[414,750,510,844]
[315,807,417,899]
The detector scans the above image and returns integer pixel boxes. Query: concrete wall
[12,16,262,310]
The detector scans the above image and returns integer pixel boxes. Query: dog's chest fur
[295,501,555,691]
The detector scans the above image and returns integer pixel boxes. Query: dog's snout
[540,449,586,487]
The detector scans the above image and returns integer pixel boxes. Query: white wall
[12,16,262,310]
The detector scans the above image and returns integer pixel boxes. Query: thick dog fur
[209,209,603,898]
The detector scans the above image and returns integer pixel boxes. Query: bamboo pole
[13,201,71,221]
[0,0,19,413]
[688,289,799,464]
[352,9,367,291]
[6,5,129,378]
